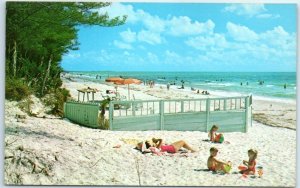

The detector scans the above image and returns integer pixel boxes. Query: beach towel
[120,138,141,146]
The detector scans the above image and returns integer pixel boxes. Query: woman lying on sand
[136,138,196,153]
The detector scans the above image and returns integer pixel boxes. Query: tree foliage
[6,2,126,114]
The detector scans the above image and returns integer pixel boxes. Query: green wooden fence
[64,95,252,132]
[64,101,100,128]
[109,95,252,132]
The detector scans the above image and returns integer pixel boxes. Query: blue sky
[61,3,297,72]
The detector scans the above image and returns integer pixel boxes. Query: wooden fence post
[63,102,67,118]
[249,95,253,127]
[160,101,164,130]
[245,96,249,133]
[109,101,113,130]
[181,101,184,113]
[206,98,210,132]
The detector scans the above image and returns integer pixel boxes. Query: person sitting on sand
[209,125,224,143]
[238,149,258,175]
[207,147,231,173]
[136,138,196,153]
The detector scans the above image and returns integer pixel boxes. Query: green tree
[6,2,126,114]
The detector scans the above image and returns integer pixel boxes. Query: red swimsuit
[160,145,176,153]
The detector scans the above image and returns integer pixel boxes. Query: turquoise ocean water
[68,71,296,100]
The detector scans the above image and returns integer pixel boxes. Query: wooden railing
[64,101,100,128]
[63,96,252,132]
[109,95,252,132]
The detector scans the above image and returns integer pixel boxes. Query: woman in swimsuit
[239,149,258,175]
[138,138,196,153]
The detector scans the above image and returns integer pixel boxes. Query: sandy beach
[4,75,296,186]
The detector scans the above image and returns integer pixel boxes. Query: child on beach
[209,125,225,143]
[238,149,258,175]
[207,147,232,173]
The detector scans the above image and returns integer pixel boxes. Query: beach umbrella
[105,77,123,83]
[114,78,142,100]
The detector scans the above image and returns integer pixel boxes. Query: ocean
[67,71,296,100]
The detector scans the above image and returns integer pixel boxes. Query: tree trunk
[41,54,52,95]
[39,56,44,68]
[12,40,17,77]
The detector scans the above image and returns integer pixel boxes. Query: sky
[61,3,297,72]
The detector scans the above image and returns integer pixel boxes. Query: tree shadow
[5,126,67,141]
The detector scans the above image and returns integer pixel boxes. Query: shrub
[43,88,71,117]
[98,116,109,130]
[98,99,110,130]
[5,78,31,101]
[18,97,33,115]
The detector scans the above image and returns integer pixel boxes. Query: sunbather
[136,138,196,153]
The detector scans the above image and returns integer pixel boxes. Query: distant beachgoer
[207,147,231,173]
[240,82,243,86]
[238,149,258,175]
[284,84,287,89]
[197,90,200,94]
[167,83,170,90]
[136,138,196,153]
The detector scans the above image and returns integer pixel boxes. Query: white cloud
[137,30,162,45]
[167,17,215,36]
[223,4,266,17]
[260,26,295,49]
[147,52,159,64]
[97,3,139,23]
[185,34,228,50]
[165,50,180,58]
[113,40,133,50]
[120,29,136,43]
[65,53,81,59]
[256,13,280,19]
[102,3,215,37]
[226,22,258,42]
[123,51,130,56]
[223,4,279,19]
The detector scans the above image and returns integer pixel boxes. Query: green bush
[98,99,110,130]
[43,88,71,117]
[5,78,31,101]
[18,98,33,115]
[98,117,109,130]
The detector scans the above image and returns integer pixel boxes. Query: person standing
[167,82,170,90]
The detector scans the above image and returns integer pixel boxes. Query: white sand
[4,75,296,186]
